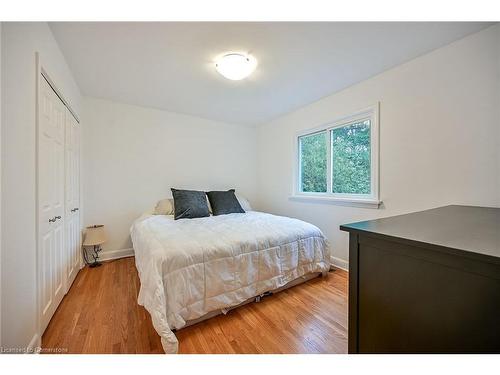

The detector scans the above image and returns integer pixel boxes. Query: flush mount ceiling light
[215,53,257,81]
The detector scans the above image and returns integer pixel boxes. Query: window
[331,119,371,194]
[294,105,379,207]
[298,131,327,193]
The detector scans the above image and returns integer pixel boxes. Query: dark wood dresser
[340,205,500,353]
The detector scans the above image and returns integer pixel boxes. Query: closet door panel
[53,222,65,299]
[65,108,81,291]
[53,106,65,220]
[66,217,75,287]
[66,212,79,289]
[38,75,67,334]
[51,89,65,309]
[39,137,52,233]
[40,231,53,318]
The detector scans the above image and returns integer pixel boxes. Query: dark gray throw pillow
[206,189,245,216]
[171,188,210,220]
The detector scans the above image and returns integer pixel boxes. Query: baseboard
[99,247,135,262]
[331,256,349,271]
[26,333,41,354]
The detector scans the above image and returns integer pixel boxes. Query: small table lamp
[83,225,107,268]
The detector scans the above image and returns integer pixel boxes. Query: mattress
[130,211,330,353]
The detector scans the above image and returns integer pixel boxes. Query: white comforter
[130,211,330,353]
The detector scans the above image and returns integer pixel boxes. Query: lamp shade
[83,225,107,246]
[215,53,257,81]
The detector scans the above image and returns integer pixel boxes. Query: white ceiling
[50,22,493,126]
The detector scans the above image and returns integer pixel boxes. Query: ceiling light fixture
[215,53,257,81]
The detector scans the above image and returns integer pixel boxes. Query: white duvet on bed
[130,211,330,353]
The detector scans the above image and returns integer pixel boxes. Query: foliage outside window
[296,106,378,204]
[331,120,371,194]
[299,132,327,193]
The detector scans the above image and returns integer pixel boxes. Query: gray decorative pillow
[206,189,245,216]
[171,188,210,220]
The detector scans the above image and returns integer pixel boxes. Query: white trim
[35,52,42,346]
[326,131,332,194]
[293,103,380,207]
[289,194,381,208]
[99,248,135,262]
[331,256,349,271]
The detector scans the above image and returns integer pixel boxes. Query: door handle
[55,216,62,220]
[71,208,79,212]
[49,217,56,223]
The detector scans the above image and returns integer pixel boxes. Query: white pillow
[236,195,252,211]
[153,198,175,215]
[153,196,214,215]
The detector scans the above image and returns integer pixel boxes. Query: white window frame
[291,103,380,208]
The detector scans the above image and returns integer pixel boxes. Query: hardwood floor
[42,257,348,354]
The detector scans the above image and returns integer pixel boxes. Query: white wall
[1,23,82,349]
[83,97,257,254]
[256,24,500,268]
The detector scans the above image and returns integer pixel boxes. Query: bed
[130,210,330,353]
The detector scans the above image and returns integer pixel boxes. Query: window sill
[289,194,381,209]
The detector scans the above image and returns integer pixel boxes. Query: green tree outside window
[332,120,371,194]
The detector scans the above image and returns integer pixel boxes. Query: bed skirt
[175,270,327,332]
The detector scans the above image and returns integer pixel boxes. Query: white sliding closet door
[65,108,80,291]
[38,75,66,334]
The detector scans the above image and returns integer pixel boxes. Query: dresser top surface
[340,205,500,260]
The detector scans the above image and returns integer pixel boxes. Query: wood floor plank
[42,257,348,354]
